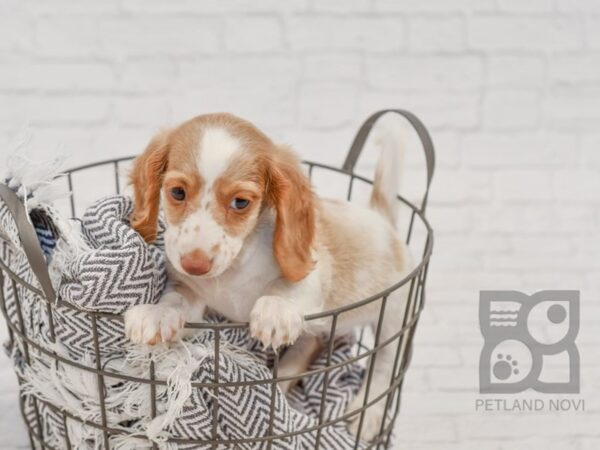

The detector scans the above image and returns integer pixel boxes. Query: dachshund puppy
[124,113,411,438]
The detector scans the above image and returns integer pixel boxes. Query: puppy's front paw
[124,303,185,345]
[346,395,386,442]
[250,296,304,349]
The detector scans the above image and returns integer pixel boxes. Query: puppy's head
[130,113,315,282]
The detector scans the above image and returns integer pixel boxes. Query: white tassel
[2,128,71,216]
[19,325,264,447]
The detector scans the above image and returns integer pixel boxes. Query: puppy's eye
[170,187,186,201]
[230,198,250,210]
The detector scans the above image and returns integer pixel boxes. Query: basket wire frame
[0,110,434,449]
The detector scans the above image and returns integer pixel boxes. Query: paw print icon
[479,290,579,394]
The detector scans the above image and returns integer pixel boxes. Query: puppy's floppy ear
[130,130,170,242]
[267,145,316,282]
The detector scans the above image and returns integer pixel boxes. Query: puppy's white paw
[250,296,304,349]
[124,303,185,345]
[346,395,386,442]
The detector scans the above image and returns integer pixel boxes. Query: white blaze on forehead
[197,127,241,184]
[166,127,244,277]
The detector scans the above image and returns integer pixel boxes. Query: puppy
[124,113,411,439]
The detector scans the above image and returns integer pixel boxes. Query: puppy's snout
[180,249,213,276]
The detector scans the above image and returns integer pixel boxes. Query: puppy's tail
[369,118,405,227]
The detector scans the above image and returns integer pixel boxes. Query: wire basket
[0,110,434,449]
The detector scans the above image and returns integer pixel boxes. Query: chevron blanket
[0,184,367,449]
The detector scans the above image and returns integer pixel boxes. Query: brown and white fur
[123,113,411,439]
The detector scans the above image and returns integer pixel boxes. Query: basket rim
[0,156,433,323]
[39,160,435,320]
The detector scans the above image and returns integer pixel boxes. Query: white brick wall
[0,0,599,448]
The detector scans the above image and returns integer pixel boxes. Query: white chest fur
[170,217,281,322]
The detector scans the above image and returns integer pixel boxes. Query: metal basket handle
[0,184,56,303]
[342,109,436,212]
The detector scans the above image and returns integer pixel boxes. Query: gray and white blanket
[0,170,366,449]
